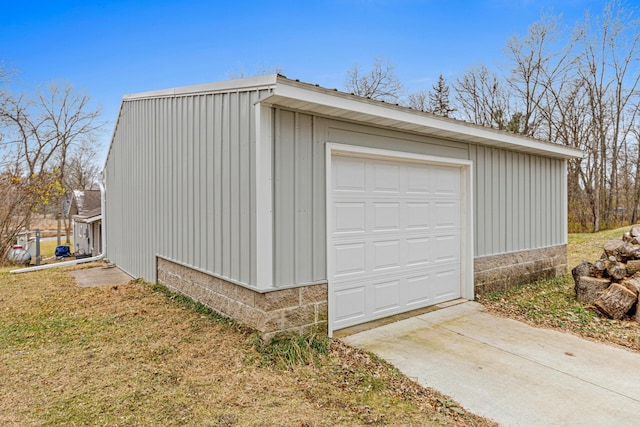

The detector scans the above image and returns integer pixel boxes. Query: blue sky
[1,0,609,158]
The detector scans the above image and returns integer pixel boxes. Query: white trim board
[255,104,274,290]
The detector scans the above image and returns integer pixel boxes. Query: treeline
[345,1,640,233]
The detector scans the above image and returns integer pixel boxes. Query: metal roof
[118,74,582,160]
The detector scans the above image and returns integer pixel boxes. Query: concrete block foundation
[157,257,328,340]
[157,245,567,338]
[474,244,567,294]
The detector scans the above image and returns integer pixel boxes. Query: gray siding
[470,145,566,256]
[273,112,468,288]
[272,109,567,287]
[105,88,270,285]
[107,96,568,289]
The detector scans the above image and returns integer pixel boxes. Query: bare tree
[504,14,572,137]
[0,74,103,258]
[462,2,640,232]
[455,65,511,129]
[338,3,640,233]
[0,70,66,261]
[36,82,103,244]
[64,139,101,191]
[406,90,429,111]
[572,1,640,231]
[344,57,403,102]
[38,82,103,179]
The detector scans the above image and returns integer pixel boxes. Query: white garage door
[329,153,463,332]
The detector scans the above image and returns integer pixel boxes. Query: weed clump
[254,334,330,369]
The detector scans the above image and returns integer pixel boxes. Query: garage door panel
[433,201,460,228]
[333,235,460,275]
[373,163,401,193]
[334,243,366,277]
[373,240,401,271]
[334,202,366,234]
[433,267,461,301]
[373,202,400,231]
[407,202,430,229]
[334,157,366,192]
[372,280,401,313]
[334,286,367,323]
[432,165,461,196]
[432,234,460,264]
[330,154,463,332]
[406,165,430,193]
[406,237,430,266]
[407,274,432,306]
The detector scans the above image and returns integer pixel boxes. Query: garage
[106,74,579,339]
[327,144,473,334]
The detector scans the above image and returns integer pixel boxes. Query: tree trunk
[593,258,607,278]
[604,240,626,258]
[626,260,640,275]
[606,259,627,280]
[603,241,640,262]
[594,283,638,320]
[56,211,61,247]
[64,214,72,245]
[571,260,594,283]
[622,275,640,294]
[575,276,611,304]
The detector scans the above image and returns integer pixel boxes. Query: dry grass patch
[566,225,629,268]
[478,227,640,353]
[0,266,494,426]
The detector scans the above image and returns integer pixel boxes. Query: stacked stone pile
[572,225,640,322]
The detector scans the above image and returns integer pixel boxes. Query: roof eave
[73,214,102,224]
[264,77,582,160]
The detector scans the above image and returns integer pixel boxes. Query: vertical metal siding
[213,94,223,275]
[105,88,270,285]
[311,118,327,282]
[469,145,565,257]
[271,111,568,287]
[273,113,468,287]
[294,113,314,284]
[108,96,568,288]
[274,109,296,285]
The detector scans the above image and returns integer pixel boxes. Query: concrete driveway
[342,301,640,427]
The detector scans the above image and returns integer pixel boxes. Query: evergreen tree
[428,74,456,117]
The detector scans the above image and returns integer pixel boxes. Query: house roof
[73,210,102,224]
[113,74,582,161]
[72,190,101,216]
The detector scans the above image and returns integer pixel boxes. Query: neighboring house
[104,74,582,338]
[70,190,102,256]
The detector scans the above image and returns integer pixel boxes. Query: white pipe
[98,179,106,257]
[10,253,105,274]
